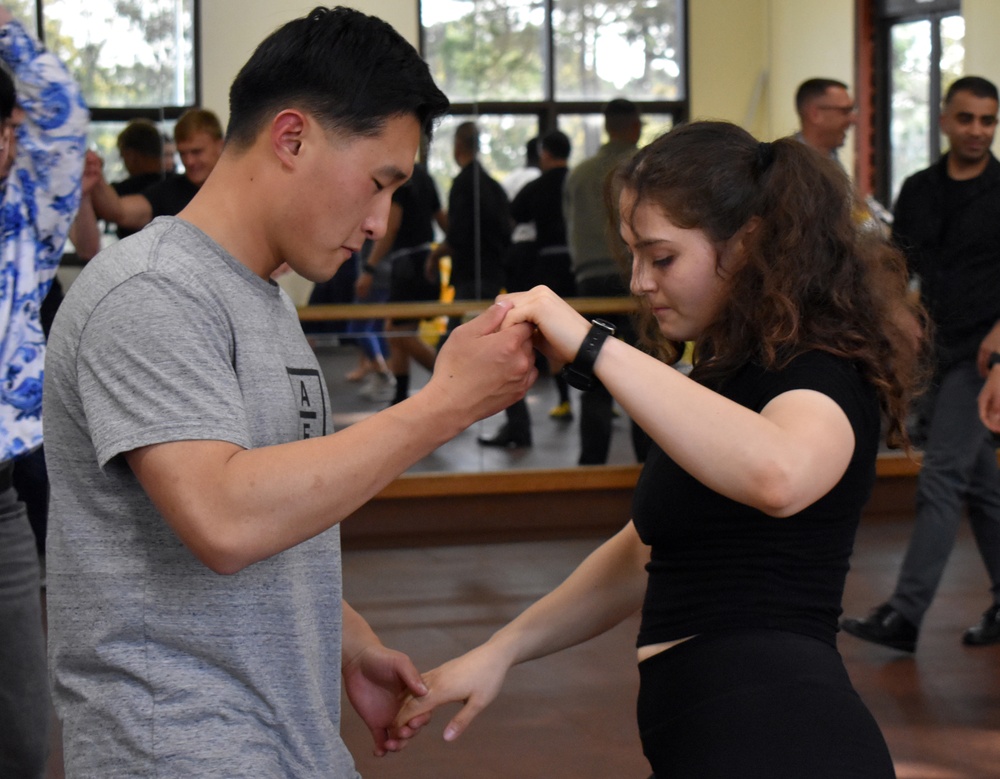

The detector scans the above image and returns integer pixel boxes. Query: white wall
[688,0,854,171]
[687,0,770,137]
[961,0,1000,87]
[199,2,420,126]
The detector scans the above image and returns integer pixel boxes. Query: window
[420,0,687,187]
[873,0,963,203]
[5,0,199,177]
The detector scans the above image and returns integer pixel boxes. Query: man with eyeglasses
[794,78,857,159]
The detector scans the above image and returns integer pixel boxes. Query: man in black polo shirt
[108,119,166,239]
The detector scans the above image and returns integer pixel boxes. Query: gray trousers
[0,477,50,778]
[890,361,1000,626]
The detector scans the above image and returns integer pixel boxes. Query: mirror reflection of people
[89,108,224,233]
[564,98,646,465]
[357,159,446,406]
[427,121,511,309]
[162,133,177,175]
[44,7,536,775]
[108,119,167,239]
[397,121,922,779]
[479,129,576,448]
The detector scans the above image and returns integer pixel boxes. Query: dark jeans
[891,360,1000,624]
[12,447,48,557]
[0,472,50,778]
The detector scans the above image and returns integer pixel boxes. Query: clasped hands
[356,639,515,757]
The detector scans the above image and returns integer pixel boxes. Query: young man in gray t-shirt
[44,8,537,777]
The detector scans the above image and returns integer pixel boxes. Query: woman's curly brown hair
[608,121,927,449]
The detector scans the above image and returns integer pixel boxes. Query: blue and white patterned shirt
[0,19,87,463]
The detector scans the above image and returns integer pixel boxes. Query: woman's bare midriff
[637,635,697,663]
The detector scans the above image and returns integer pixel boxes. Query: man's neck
[178,157,278,281]
[799,127,834,158]
[946,152,990,181]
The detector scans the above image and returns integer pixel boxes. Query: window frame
[417,0,690,140]
[870,0,962,205]
[31,0,202,125]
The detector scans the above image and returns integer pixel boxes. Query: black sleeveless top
[633,351,880,648]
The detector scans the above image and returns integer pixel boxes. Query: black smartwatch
[560,318,616,391]
[989,351,1000,371]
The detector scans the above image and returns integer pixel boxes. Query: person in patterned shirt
[0,5,87,774]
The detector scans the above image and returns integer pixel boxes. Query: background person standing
[841,76,1000,652]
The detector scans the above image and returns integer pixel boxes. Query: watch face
[592,318,616,336]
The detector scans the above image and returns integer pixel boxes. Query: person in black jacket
[479,130,576,448]
[842,76,1000,652]
[428,121,511,305]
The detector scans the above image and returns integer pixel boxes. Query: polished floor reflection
[315,340,644,473]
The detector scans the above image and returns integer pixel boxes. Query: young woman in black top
[396,121,922,778]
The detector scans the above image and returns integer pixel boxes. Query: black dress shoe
[962,604,1000,646]
[477,424,531,449]
[840,603,918,653]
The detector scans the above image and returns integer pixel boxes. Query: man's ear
[271,109,306,168]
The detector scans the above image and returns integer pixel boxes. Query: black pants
[637,630,894,778]
[574,274,649,465]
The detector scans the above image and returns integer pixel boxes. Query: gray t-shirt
[44,217,357,777]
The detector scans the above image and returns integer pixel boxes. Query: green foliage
[34,0,194,109]
[422,0,683,104]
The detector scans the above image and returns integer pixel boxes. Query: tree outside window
[420,0,687,188]
[5,0,198,179]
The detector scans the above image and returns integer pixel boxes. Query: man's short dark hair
[117,119,163,159]
[795,78,849,115]
[0,66,14,123]
[227,6,449,150]
[454,121,479,156]
[944,76,999,106]
[525,136,540,168]
[604,98,640,134]
[540,129,570,161]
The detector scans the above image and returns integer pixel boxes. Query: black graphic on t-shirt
[286,367,328,439]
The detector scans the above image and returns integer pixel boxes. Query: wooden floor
[41,343,1000,777]
[333,517,1000,779]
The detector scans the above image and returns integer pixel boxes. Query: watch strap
[561,319,616,391]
